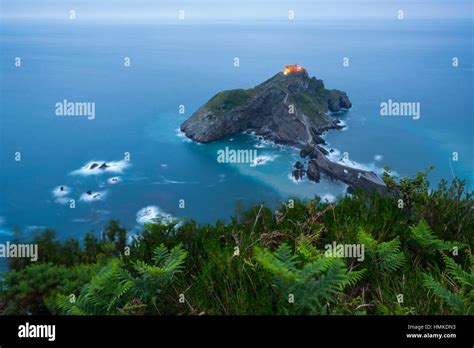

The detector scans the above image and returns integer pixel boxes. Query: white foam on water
[337,120,348,131]
[249,132,285,150]
[374,154,383,161]
[79,190,107,202]
[254,143,266,148]
[136,205,175,225]
[55,197,72,205]
[52,185,71,197]
[73,218,91,223]
[153,176,199,185]
[321,193,336,203]
[287,172,301,184]
[107,176,122,184]
[321,142,393,177]
[163,179,190,184]
[71,160,129,176]
[175,128,193,143]
[52,186,72,205]
[249,154,278,167]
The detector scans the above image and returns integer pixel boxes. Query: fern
[130,244,188,305]
[422,252,473,315]
[441,253,473,288]
[357,228,405,274]
[59,244,187,315]
[254,244,298,281]
[296,233,321,262]
[255,243,365,314]
[408,220,465,254]
[80,259,132,314]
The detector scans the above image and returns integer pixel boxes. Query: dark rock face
[317,146,329,156]
[180,69,386,195]
[328,95,352,112]
[304,147,386,194]
[294,161,304,170]
[292,161,305,181]
[295,140,386,193]
[180,70,352,147]
[307,160,321,183]
[301,145,328,158]
[300,145,317,159]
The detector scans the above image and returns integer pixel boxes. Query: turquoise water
[0,19,472,249]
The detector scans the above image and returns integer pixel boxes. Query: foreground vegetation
[1,170,473,315]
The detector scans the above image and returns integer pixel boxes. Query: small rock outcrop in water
[181,67,386,194]
[301,146,386,194]
[292,161,305,181]
[89,162,110,170]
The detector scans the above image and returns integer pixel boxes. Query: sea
[0,17,472,267]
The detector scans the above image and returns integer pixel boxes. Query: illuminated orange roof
[283,65,305,74]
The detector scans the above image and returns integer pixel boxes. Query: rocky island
[181,66,386,194]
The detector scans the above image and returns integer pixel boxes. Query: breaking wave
[71,160,129,176]
[79,190,107,202]
[136,205,175,225]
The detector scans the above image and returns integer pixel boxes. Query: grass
[205,89,253,114]
[0,170,472,315]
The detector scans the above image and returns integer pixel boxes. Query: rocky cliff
[180,70,351,147]
[181,69,386,194]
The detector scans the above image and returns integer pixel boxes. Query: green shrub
[0,172,472,315]
[57,244,187,315]
[255,241,365,314]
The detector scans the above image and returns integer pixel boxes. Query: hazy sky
[1,0,473,21]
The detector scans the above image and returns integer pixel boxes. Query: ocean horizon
[1,15,472,255]
[1,0,474,335]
